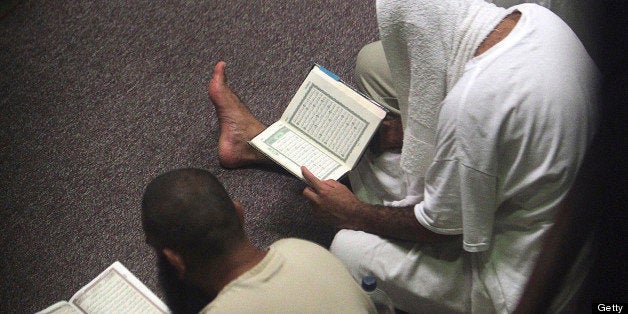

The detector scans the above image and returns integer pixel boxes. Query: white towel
[376,0,510,176]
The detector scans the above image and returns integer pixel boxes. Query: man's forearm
[300,166,458,243]
[344,203,458,243]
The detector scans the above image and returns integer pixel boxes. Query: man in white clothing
[208,0,599,312]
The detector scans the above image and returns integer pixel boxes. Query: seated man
[141,168,376,313]
[207,0,599,312]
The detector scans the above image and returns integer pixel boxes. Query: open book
[249,65,387,181]
[37,261,170,314]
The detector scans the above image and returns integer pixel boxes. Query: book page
[249,65,385,181]
[70,261,169,314]
[281,66,386,166]
[287,84,368,162]
[249,122,350,180]
[36,301,82,314]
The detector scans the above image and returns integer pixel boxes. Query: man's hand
[301,166,363,229]
[301,167,456,243]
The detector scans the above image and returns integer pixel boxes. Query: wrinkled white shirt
[349,4,598,312]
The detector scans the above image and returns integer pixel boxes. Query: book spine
[314,64,340,81]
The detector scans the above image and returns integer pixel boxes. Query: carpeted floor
[0,1,379,312]
[3,1,626,313]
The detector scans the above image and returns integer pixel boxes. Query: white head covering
[377,0,510,176]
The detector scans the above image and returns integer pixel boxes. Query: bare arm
[349,202,456,243]
[301,166,457,243]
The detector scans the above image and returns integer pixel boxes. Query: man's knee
[331,229,392,281]
[330,230,359,265]
[330,229,370,279]
[354,41,398,112]
[355,41,387,88]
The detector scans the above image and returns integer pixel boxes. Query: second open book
[37,261,169,314]
[249,65,387,181]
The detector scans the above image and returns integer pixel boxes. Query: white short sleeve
[414,160,497,252]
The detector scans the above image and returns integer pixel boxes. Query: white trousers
[332,42,470,313]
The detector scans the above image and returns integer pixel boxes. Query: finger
[301,166,324,191]
[302,186,319,201]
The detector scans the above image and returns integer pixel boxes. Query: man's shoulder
[204,238,372,313]
[271,238,347,267]
[271,238,329,253]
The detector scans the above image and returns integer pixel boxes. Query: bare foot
[208,61,269,168]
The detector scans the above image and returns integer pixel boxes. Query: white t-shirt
[200,238,376,314]
[416,4,597,311]
[416,3,598,249]
[347,4,598,313]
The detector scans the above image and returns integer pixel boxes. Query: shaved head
[141,168,245,267]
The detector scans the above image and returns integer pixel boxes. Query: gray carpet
[0,1,379,312]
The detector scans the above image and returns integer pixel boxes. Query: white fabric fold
[376,0,510,176]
